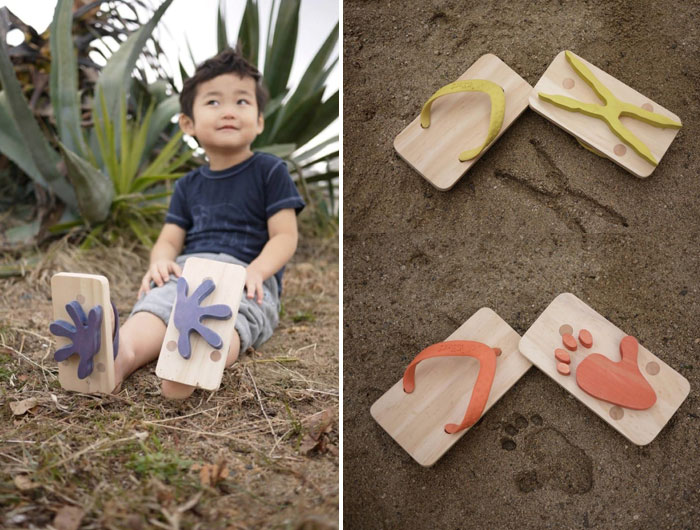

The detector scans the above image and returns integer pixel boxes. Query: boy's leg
[160,329,241,399]
[114,311,167,388]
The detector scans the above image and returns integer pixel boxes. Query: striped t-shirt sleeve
[264,161,306,218]
[165,179,192,229]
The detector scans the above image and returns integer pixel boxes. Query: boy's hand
[245,264,265,304]
[138,259,182,299]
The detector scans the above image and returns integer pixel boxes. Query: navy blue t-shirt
[165,152,305,292]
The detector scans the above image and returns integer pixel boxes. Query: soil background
[343,1,700,528]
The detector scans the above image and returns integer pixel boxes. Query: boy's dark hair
[179,47,268,119]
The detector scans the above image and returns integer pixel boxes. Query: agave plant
[58,90,192,247]
[0,0,189,248]
[212,0,339,231]
[0,1,164,245]
[0,0,338,255]
[2,1,176,124]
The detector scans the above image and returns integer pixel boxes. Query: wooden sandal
[155,257,246,391]
[50,273,119,393]
[371,308,531,466]
[394,54,532,191]
[529,50,682,177]
[519,293,690,445]
[402,340,500,434]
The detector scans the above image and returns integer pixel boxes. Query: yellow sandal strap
[419,79,506,162]
[538,51,682,166]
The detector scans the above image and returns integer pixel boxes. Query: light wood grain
[370,308,532,466]
[529,50,681,178]
[519,293,690,445]
[155,257,246,390]
[576,336,657,410]
[394,54,532,190]
[51,273,116,393]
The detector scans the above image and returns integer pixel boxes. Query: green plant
[292,310,315,323]
[0,362,13,383]
[70,91,192,247]
[1,1,174,101]
[0,0,187,246]
[283,401,304,451]
[127,434,193,482]
[212,0,339,233]
[127,451,193,479]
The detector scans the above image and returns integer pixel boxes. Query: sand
[342,0,700,527]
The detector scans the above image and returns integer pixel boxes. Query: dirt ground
[0,234,338,529]
[343,1,699,528]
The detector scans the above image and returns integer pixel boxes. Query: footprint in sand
[500,414,593,494]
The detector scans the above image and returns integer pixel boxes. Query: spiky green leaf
[256,143,297,158]
[295,90,339,147]
[268,22,337,139]
[50,0,86,157]
[119,97,130,194]
[238,0,259,66]
[0,8,77,209]
[271,87,324,143]
[178,58,189,84]
[94,88,119,184]
[57,142,114,224]
[95,0,174,123]
[141,130,187,177]
[161,148,194,175]
[127,217,153,247]
[128,101,155,182]
[217,0,229,52]
[144,94,180,157]
[263,89,287,119]
[263,0,300,98]
[293,136,338,165]
[131,173,185,193]
[0,92,43,184]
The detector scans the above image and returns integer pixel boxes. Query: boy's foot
[225,341,240,367]
[160,331,241,400]
[161,379,196,400]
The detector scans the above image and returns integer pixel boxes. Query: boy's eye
[237,98,250,105]
[206,100,219,106]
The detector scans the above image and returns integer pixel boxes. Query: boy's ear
[179,113,195,136]
[256,113,264,134]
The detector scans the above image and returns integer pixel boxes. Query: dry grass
[0,236,338,529]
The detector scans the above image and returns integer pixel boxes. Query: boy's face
[179,73,264,156]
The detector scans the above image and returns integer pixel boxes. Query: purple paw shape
[50,301,103,379]
[173,277,232,359]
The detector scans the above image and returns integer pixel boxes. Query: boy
[112,47,304,399]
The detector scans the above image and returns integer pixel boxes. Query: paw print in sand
[554,325,657,410]
[173,277,232,359]
[499,413,593,495]
[50,301,103,379]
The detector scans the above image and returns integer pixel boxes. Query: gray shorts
[130,252,280,352]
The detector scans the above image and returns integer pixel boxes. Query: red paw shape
[576,335,656,410]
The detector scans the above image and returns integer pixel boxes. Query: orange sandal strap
[402,340,500,434]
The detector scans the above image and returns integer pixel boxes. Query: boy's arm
[246,208,298,303]
[138,223,186,298]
